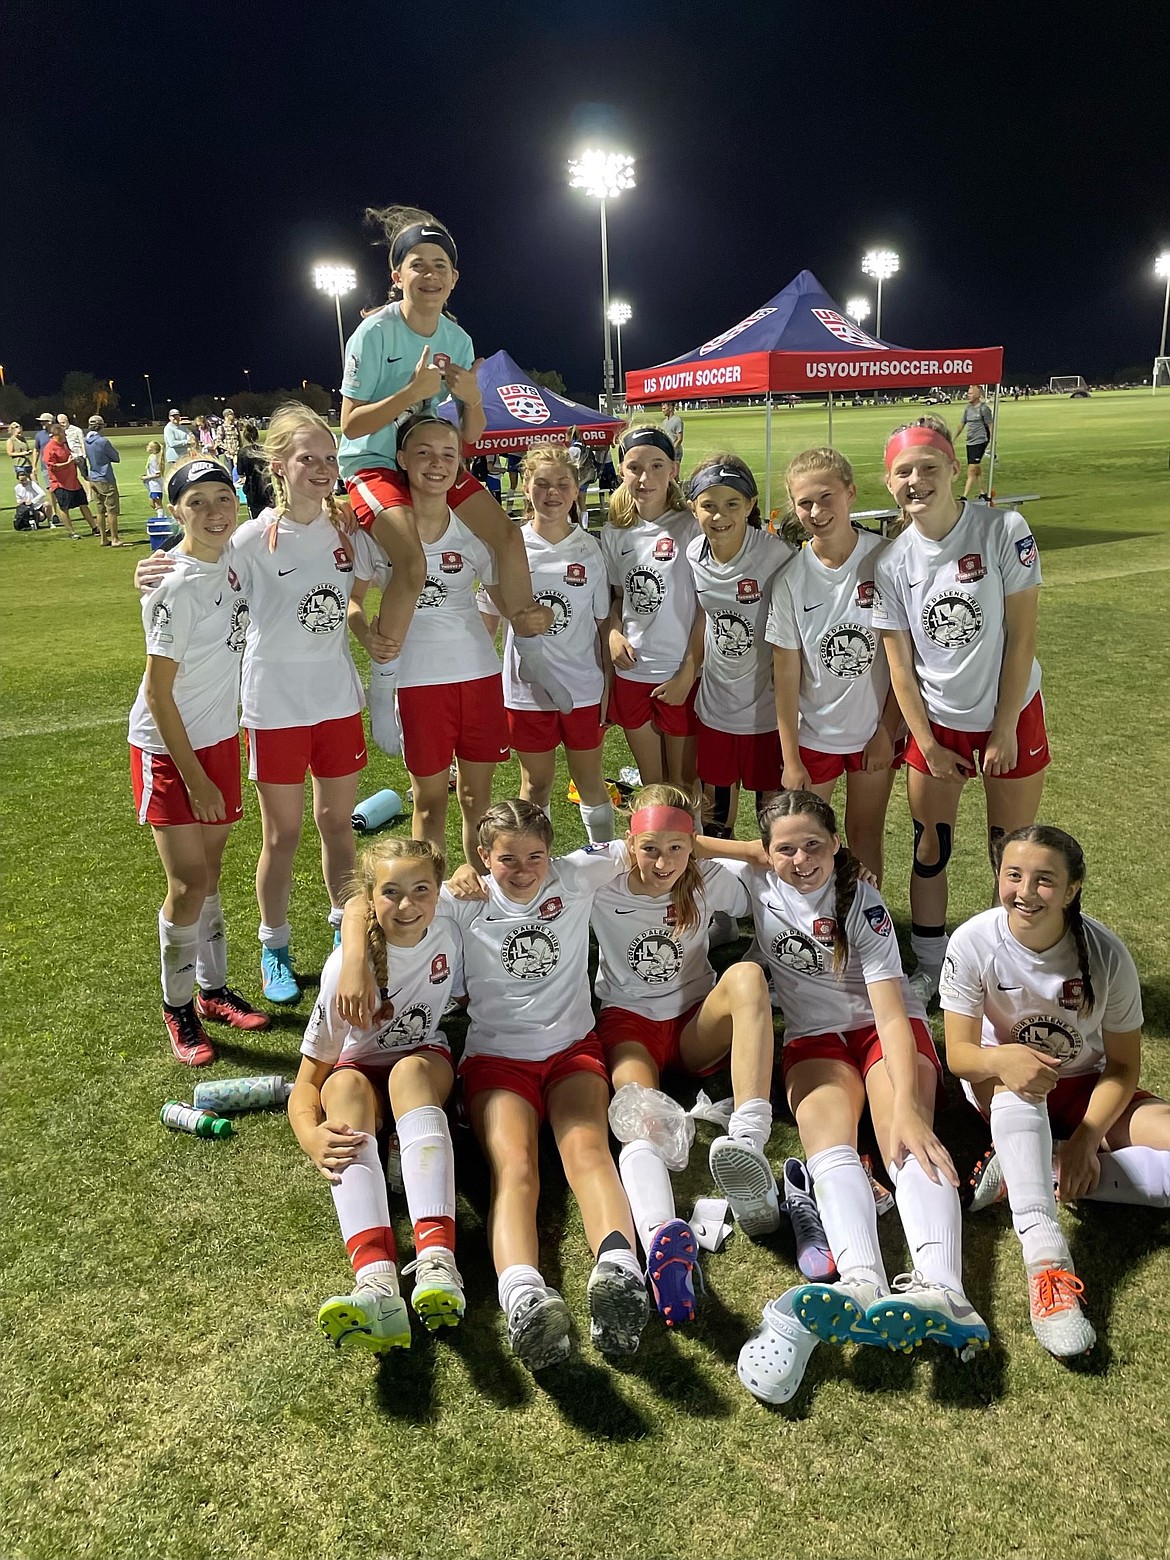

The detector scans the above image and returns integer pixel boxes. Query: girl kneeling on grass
[290,837,465,1356]
[591,783,776,1326]
[942,825,1170,1360]
[128,458,269,1065]
[703,792,988,1405]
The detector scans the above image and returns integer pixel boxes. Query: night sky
[5,0,1167,406]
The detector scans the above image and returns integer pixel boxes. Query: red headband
[629,805,695,836]
[884,426,955,471]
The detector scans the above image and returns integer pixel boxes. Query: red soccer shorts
[696,720,783,792]
[346,466,482,531]
[608,676,697,738]
[131,734,243,827]
[905,690,1049,780]
[245,713,367,785]
[798,737,907,786]
[781,1018,940,1081]
[459,1034,610,1122]
[397,674,510,776]
[506,703,604,754]
[597,1001,720,1077]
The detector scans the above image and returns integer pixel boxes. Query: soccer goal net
[1050,375,1087,392]
[1153,357,1170,390]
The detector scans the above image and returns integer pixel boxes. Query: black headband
[619,428,676,461]
[391,222,458,271]
[167,460,236,504]
[688,464,758,501]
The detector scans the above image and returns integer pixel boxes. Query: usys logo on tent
[698,308,777,356]
[498,383,551,424]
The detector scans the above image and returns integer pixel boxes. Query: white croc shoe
[737,1287,820,1405]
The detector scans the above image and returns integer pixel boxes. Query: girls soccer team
[128,207,1167,1392]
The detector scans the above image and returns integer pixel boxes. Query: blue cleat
[261,944,299,1004]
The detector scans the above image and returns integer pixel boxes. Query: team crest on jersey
[654,536,676,562]
[864,904,893,937]
[564,563,587,587]
[298,585,345,634]
[856,580,875,608]
[812,917,836,946]
[226,599,249,654]
[1016,535,1038,568]
[819,624,875,679]
[377,1003,432,1048]
[1060,979,1084,1011]
[500,925,560,979]
[429,953,450,984]
[769,927,824,975]
[497,382,551,425]
[538,896,564,921]
[627,931,682,985]
[333,546,353,574]
[228,566,240,591]
[1010,1013,1082,1065]
[922,591,983,648]
[149,602,173,643]
[957,553,986,583]
[417,576,447,609]
[344,353,359,384]
[536,590,571,635]
[736,578,761,605]
[713,610,753,659]
[663,904,677,927]
[440,551,463,574]
[626,566,664,615]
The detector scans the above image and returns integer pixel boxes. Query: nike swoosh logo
[1028,745,1045,756]
[386,356,401,364]
[621,547,633,556]
[803,604,823,612]
[278,568,297,577]
[214,594,223,606]
[614,908,641,915]
[997,982,1022,991]
[907,580,925,589]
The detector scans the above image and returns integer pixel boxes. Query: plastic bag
[608,1083,695,1172]
[687,1088,735,1129]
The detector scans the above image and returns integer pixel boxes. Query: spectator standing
[57,412,91,497]
[957,385,995,498]
[7,422,34,476]
[84,415,124,546]
[234,422,272,518]
[216,406,241,476]
[34,413,57,485]
[42,425,99,538]
[163,409,195,473]
[661,401,684,463]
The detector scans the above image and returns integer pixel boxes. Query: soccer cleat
[737,1287,820,1405]
[1027,1265,1096,1358]
[196,986,271,1031]
[317,1287,411,1355]
[163,1001,216,1066]
[966,1146,1008,1212]
[260,945,299,1004]
[795,1276,884,1347]
[402,1248,465,1331]
[908,968,939,1006]
[782,1158,837,1280]
[709,1136,782,1236]
[507,1285,572,1371]
[332,926,342,950]
[646,1219,701,1327]
[861,1153,895,1214]
[866,1272,990,1355]
[588,1260,650,1358]
[707,910,740,949]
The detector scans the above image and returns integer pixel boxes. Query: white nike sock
[498,1262,546,1317]
[195,892,227,990]
[807,1145,888,1290]
[328,905,344,930]
[910,930,948,979]
[329,1135,398,1289]
[1081,1146,1170,1209]
[595,1244,644,1282]
[159,910,198,1006]
[580,801,615,844]
[258,921,291,950]
[889,1156,964,1292]
[397,1105,456,1225]
[989,1092,1068,1268]
[618,1140,676,1257]
[728,1097,773,1155]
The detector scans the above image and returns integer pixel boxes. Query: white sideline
[2,712,126,741]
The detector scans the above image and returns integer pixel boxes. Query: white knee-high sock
[195,892,228,990]
[618,1140,676,1257]
[580,801,615,844]
[889,1156,965,1292]
[397,1105,456,1229]
[159,911,198,1006]
[728,1097,773,1155]
[498,1262,546,1317]
[329,1135,398,1288]
[989,1092,1068,1268]
[1081,1146,1170,1209]
[807,1145,888,1290]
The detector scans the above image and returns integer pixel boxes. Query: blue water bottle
[352,788,404,832]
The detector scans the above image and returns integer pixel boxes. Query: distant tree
[527,369,566,396]
[182,394,220,418]
[288,382,332,417]
[60,371,114,423]
[0,383,33,423]
[1109,363,1148,384]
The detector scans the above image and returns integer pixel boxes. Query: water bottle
[385,1132,404,1193]
[192,1075,293,1114]
[161,1101,233,1139]
[351,788,404,832]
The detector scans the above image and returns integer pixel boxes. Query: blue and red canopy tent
[443,349,624,454]
[624,270,1005,511]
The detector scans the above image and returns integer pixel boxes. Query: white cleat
[1027,1264,1096,1358]
[402,1248,466,1331]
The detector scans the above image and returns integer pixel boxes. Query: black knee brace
[708,785,733,832]
[911,818,953,878]
[987,825,1006,873]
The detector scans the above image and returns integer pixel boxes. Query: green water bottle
[161,1100,233,1139]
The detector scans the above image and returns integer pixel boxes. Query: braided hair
[345,837,446,999]
[477,798,554,854]
[262,402,352,558]
[997,825,1094,1012]
[758,790,860,974]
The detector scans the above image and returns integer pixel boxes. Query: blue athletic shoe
[646,1218,702,1327]
[261,945,299,1004]
[332,925,342,950]
[796,1277,884,1346]
[866,1273,991,1357]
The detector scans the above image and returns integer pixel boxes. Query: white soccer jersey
[442,843,627,1061]
[871,501,1042,732]
[939,907,1144,1078]
[231,510,374,729]
[502,525,609,711]
[302,918,464,1069]
[592,859,750,1021]
[721,860,923,1042]
[766,529,892,755]
[688,527,795,735]
[600,510,700,685]
[128,552,248,752]
[384,512,500,690]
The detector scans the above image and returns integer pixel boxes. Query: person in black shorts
[958,385,994,497]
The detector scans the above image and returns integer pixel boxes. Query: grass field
[3,391,1169,1560]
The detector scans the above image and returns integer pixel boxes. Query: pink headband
[884,425,955,471]
[630,806,695,836]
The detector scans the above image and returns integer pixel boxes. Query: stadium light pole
[314,263,358,375]
[608,301,632,398]
[1156,253,1170,358]
[143,373,155,424]
[846,296,871,327]
[861,249,899,338]
[568,150,636,414]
